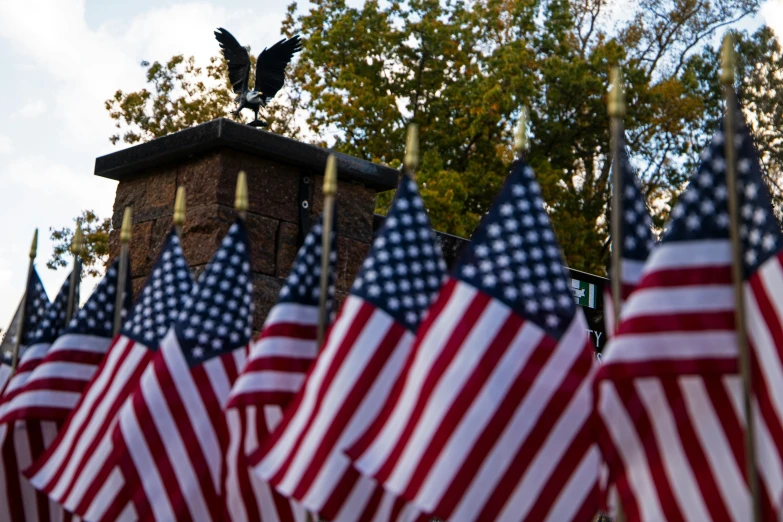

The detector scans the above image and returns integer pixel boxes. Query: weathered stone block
[311,175,376,243]
[245,213,278,276]
[112,176,148,229]
[252,273,283,328]
[129,221,154,278]
[138,166,177,223]
[276,221,300,279]
[242,154,301,223]
[335,237,370,292]
[176,152,223,209]
[180,204,234,266]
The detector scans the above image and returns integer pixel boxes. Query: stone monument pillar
[97,118,398,328]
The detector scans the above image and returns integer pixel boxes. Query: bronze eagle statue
[214,28,303,127]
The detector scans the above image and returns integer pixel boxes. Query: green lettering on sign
[571,279,596,309]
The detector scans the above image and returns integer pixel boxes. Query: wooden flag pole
[174,186,186,237]
[608,67,627,522]
[608,67,626,334]
[514,106,529,160]
[404,123,419,180]
[65,221,84,323]
[721,33,761,522]
[113,207,132,335]
[317,155,338,349]
[10,229,38,373]
[236,171,248,220]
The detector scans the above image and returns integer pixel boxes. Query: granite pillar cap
[95,118,399,192]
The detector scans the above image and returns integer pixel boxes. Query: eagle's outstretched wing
[214,28,251,95]
[255,35,303,102]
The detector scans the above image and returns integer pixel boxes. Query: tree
[280,0,783,273]
[47,210,111,278]
[102,0,783,275]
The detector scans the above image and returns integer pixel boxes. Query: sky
[0,0,782,330]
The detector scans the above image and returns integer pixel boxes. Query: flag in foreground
[0,269,49,391]
[251,173,445,522]
[0,259,130,427]
[604,140,656,335]
[28,231,193,522]
[596,114,783,520]
[225,214,336,522]
[0,274,75,522]
[347,160,599,522]
[108,220,253,521]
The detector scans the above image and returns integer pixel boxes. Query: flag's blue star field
[351,174,448,332]
[176,221,254,364]
[456,160,576,339]
[278,214,337,316]
[123,232,193,348]
[67,260,131,337]
[665,114,782,276]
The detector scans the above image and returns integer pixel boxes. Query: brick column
[98,119,397,329]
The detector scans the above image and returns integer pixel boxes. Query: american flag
[107,220,253,521]
[224,214,336,522]
[0,260,130,427]
[604,141,656,335]
[596,114,783,520]
[0,273,75,522]
[0,268,49,391]
[346,160,600,522]
[250,173,445,522]
[26,231,193,522]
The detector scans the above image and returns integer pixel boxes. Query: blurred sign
[571,278,596,309]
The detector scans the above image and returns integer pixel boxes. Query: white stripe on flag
[642,240,731,274]
[353,283,477,478]
[164,333,225,492]
[416,320,543,512]
[681,377,748,520]
[264,303,319,327]
[634,379,711,520]
[255,296,362,481]
[622,286,733,320]
[598,382,666,521]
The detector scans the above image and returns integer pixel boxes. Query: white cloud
[0,135,11,155]
[761,1,783,39]
[16,100,47,118]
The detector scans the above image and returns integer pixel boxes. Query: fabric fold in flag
[0,273,76,522]
[0,269,49,392]
[250,174,445,522]
[0,259,131,427]
[27,231,192,522]
[106,220,253,522]
[224,213,336,522]
[596,109,783,521]
[345,160,599,522]
[604,139,657,336]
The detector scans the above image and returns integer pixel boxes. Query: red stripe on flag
[376,290,492,485]
[347,278,460,460]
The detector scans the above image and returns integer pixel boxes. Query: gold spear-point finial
[235,171,249,218]
[29,229,38,260]
[173,186,186,228]
[608,67,626,118]
[120,207,132,244]
[324,155,338,196]
[514,107,530,156]
[404,123,420,174]
[721,33,735,86]
[71,221,84,257]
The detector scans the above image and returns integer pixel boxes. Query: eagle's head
[246,91,263,104]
